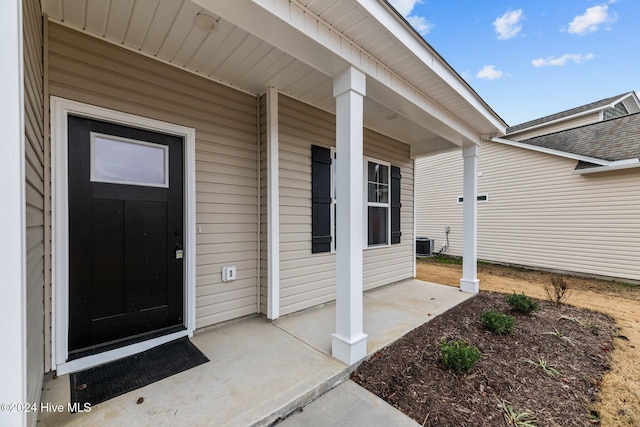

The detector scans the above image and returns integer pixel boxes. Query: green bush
[505,292,540,314]
[440,339,481,374]
[480,310,516,335]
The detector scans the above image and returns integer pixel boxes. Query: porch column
[266,87,280,319]
[0,1,27,426]
[460,145,479,293]
[332,67,367,365]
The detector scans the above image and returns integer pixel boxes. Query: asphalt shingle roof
[519,112,640,162]
[506,92,632,133]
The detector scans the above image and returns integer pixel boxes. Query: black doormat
[70,337,209,407]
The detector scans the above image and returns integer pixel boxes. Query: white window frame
[90,132,170,188]
[364,157,391,249]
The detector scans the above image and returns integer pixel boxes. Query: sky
[388,0,639,126]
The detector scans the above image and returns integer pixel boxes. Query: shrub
[480,310,516,335]
[505,292,540,314]
[440,339,481,374]
[545,275,571,305]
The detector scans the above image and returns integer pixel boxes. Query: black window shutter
[311,145,332,253]
[391,165,402,244]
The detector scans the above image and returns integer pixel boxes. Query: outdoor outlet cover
[222,266,237,282]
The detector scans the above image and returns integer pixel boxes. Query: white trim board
[490,137,611,166]
[50,97,197,375]
[0,1,28,423]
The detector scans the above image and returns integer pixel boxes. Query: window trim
[364,156,391,249]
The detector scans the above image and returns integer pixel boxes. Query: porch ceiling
[41,0,503,152]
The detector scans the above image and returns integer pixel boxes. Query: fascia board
[572,160,640,175]
[507,107,608,137]
[359,0,506,132]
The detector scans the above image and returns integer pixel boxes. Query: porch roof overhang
[42,0,506,156]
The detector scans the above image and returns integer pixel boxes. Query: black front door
[68,115,184,356]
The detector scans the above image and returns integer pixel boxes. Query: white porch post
[460,145,479,293]
[332,67,367,365]
[266,87,280,320]
[0,1,27,426]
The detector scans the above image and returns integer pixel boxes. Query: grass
[613,281,639,289]
[542,329,575,346]
[522,357,562,378]
[498,399,538,427]
[426,255,462,265]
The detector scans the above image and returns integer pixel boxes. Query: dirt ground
[416,258,640,426]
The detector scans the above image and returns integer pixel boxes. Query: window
[311,145,401,253]
[366,160,390,246]
[91,132,168,187]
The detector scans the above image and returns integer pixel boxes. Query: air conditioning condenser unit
[416,237,434,257]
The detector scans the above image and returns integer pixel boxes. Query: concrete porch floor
[38,280,472,426]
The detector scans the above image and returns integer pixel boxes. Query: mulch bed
[352,292,617,426]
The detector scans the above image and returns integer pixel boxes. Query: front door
[67,115,184,357]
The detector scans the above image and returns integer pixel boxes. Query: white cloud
[406,15,434,35]
[493,9,524,40]
[388,0,434,36]
[567,4,617,35]
[477,65,504,80]
[388,0,421,17]
[531,53,595,67]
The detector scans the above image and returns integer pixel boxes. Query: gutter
[572,159,640,175]
[490,137,610,165]
[490,137,640,175]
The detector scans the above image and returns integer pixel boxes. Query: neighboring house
[505,91,640,140]
[416,92,640,283]
[2,1,505,425]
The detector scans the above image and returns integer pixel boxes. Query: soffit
[299,0,505,135]
[40,0,488,148]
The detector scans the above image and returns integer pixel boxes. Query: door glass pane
[91,133,168,187]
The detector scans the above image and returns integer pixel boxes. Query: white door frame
[51,97,197,375]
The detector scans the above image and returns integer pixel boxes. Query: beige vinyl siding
[415,151,464,254]
[509,112,600,141]
[416,142,640,281]
[48,23,259,328]
[278,95,414,316]
[24,1,45,424]
[278,95,336,315]
[362,129,414,290]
